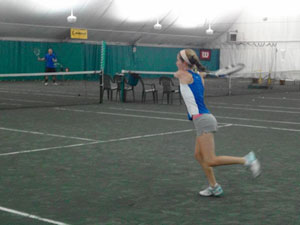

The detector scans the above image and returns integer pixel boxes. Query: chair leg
[124,91,127,102]
[116,90,120,101]
[142,92,146,103]
[152,92,155,103]
[106,89,109,100]
[132,89,135,102]
[110,90,114,101]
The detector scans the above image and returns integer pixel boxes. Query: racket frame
[33,48,40,57]
[207,63,245,77]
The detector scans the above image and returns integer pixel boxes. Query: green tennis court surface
[0,92,299,225]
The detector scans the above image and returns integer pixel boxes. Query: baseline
[0,127,97,142]
[0,205,69,225]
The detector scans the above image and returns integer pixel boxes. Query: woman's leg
[194,137,217,187]
[196,133,246,168]
[195,132,246,187]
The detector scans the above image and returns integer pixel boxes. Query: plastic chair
[136,74,158,103]
[159,76,182,104]
[103,74,117,100]
[113,73,136,102]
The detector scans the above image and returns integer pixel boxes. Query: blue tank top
[180,70,210,120]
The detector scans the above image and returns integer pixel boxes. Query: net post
[120,72,125,102]
[100,40,106,104]
[99,70,104,103]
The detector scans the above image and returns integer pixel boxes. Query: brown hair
[179,49,206,72]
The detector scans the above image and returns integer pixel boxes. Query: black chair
[103,74,117,100]
[136,75,158,103]
[159,76,182,104]
[113,73,136,102]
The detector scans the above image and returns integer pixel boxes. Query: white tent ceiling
[0,0,244,47]
[1,0,299,47]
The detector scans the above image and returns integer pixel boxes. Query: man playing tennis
[174,49,261,197]
[38,48,57,85]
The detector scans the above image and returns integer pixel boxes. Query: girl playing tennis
[174,49,261,197]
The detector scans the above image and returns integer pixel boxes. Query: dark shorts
[45,67,56,73]
[192,113,218,136]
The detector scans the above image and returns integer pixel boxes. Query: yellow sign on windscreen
[70,28,88,39]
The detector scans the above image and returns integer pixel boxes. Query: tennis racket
[54,62,63,70]
[33,48,40,57]
[207,63,245,77]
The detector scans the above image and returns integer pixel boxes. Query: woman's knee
[202,157,218,167]
[194,150,203,163]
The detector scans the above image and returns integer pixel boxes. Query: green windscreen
[0,40,101,80]
[105,45,220,77]
[0,40,219,78]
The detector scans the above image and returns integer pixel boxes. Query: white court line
[110,107,300,130]
[0,96,54,104]
[0,102,22,106]
[209,102,300,111]
[234,104,300,111]
[56,108,190,122]
[0,89,98,100]
[219,124,233,128]
[56,107,300,133]
[0,206,69,225]
[109,107,183,115]
[256,96,300,101]
[0,90,93,100]
[0,127,96,141]
[0,125,233,157]
[232,123,300,132]
[2,120,299,158]
[0,129,198,157]
[215,116,300,125]
[0,142,98,156]
[109,107,300,125]
[209,105,300,114]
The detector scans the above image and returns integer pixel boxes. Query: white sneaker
[53,82,58,85]
[44,82,48,86]
[244,151,261,178]
[199,183,223,197]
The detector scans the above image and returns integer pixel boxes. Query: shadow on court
[0,91,299,225]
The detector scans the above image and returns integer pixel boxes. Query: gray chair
[159,76,182,104]
[136,74,158,103]
[103,74,117,100]
[113,73,136,102]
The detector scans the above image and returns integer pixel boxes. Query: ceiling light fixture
[67,8,77,23]
[154,18,162,30]
[206,24,213,35]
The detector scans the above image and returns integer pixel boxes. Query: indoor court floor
[0,91,299,225]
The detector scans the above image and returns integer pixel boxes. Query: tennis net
[120,70,300,100]
[0,70,102,110]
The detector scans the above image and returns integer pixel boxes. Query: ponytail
[189,54,206,72]
[181,49,207,72]
[195,61,206,72]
